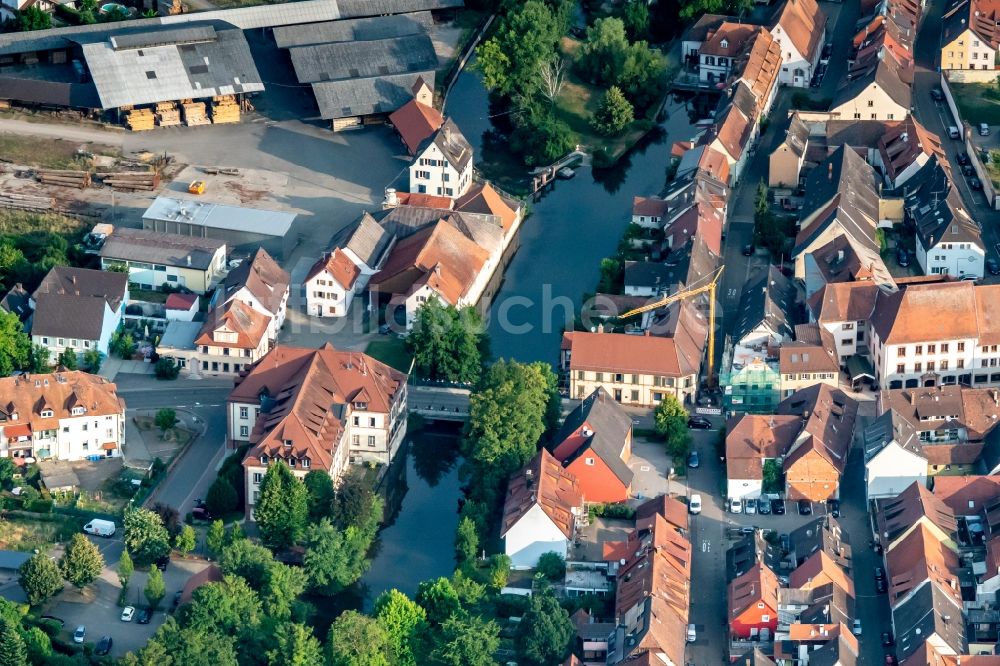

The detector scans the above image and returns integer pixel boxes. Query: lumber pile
[126,108,155,131]
[181,102,210,126]
[155,102,181,127]
[210,95,240,124]
[36,169,91,189]
[0,191,55,213]
[99,171,160,192]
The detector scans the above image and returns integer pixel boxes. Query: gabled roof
[711,95,753,162]
[305,248,361,289]
[388,97,443,155]
[726,531,784,581]
[932,475,1000,515]
[339,212,394,269]
[869,281,979,344]
[633,196,669,218]
[789,550,855,597]
[288,33,437,84]
[454,182,520,233]
[809,280,880,324]
[732,265,799,344]
[726,414,801,480]
[221,247,290,318]
[943,0,1000,50]
[417,117,473,173]
[834,45,912,111]
[892,581,966,661]
[0,371,124,431]
[501,448,583,539]
[779,325,839,375]
[885,521,961,607]
[779,113,811,159]
[777,384,859,474]
[770,0,825,62]
[789,516,852,568]
[635,494,690,533]
[0,283,32,323]
[196,299,269,350]
[875,482,958,547]
[807,234,890,287]
[562,330,690,377]
[738,27,782,105]
[701,21,758,56]
[553,386,634,488]
[32,266,128,341]
[807,629,859,666]
[862,409,922,463]
[879,117,947,185]
[664,202,724,257]
[729,562,780,618]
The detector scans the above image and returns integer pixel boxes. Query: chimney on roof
[71,274,77,284]
[597,324,604,334]
[908,390,916,405]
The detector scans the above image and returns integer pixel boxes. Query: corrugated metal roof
[142,196,296,237]
[288,33,437,83]
[83,24,263,108]
[311,70,434,119]
[272,11,431,48]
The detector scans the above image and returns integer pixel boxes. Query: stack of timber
[155,102,181,127]
[126,108,155,131]
[99,170,160,192]
[0,191,55,213]
[210,95,240,124]
[37,169,91,189]
[180,101,210,126]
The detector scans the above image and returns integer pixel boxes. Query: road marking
[640,466,650,472]
[702,540,711,553]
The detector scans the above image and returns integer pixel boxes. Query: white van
[689,494,702,515]
[948,126,961,139]
[687,624,696,642]
[83,519,116,538]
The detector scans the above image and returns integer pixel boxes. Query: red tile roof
[885,522,961,606]
[789,550,855,597]
[931,475,1000,515]
[0,371,124,433]
[395,192,454,209]
[305,248,361,289]
[196,299,270,350]
[561,331,685,376]
[165,292,198,310]
[388,98,444,155]
[454,182,519,233]
[729,562,780,619]
[633,196,669,218]
[771,0,825,62]
[702,22,759,56]
[501,448,583,539]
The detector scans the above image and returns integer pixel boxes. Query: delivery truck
[83,519,116,538]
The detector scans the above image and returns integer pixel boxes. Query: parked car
[970,177,984,190]
[981,123,991,136]
[121,606,135,622]
[95,636,113,656]
[687,416,711,429]
[742,243,754,256]
[83,519,116,538]
[826,499,840,517]
[798,499,813,515]
[896,248,910,267]
[687,450,700,468]
[852,619,862,636]
[155,555,170,571]
[771,499,786,515]
[948,125,961,139]
[931,87,945,101]
[137,608,153,625]
[882,631,895,646]
[875,566,888,593]
[687,624,696,643]
[689,494,702,515]
[988,259,1000,276]
[963,164,976,177]
[192,500,212,521]
[745,498,757,515]
[73,626,86,644]
[757,498,771,514]
[958,152,971,165]
[171,590,183,610]
[729,497,743,514]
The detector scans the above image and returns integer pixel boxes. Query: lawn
[0,133,119,169]
[950,82,1000,126]
[0,516,75,551]
[0,210,87,237]
[365,337,413,373]
[987,150,1000,189]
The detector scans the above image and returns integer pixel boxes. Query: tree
[579,18,629,85]
[621,0,649,40]
[429,612,500,666]
[82,349,102,373]
[27,344,49,373]
[155,408,178,436]
[205,477,238,517]
[517,592,574,665]
[152,501,182,539]
[474,38,513,94]
[538,58,566,106]
[332,469,381,530]
[408,300,485,383]
[218,538,274,588]
[111,331,136,359]
[267,623,323,666]
[0,457,15,490]
[254,461,308,549]
[536,551,566,580]
[303,469,334,521]
[488,554,511,591]
[415,577,460,626]
[374,589,427,666]
[654,394,692,458]
[18,553,62,605]
[303,518,372,595]
[20,626,50,664]
[327,611,391,666]
[123,507,171,566]
[762,459,783,493]
[59,533,104,590]
[145,566,166,609]
[175,525,196,555]
[454,516,478,564]
[475,0,564,97]
[0,616,27,666]
[592,86,634,135]
[118,549,134,589]
[139,617,238,666]
[0,312,30,376]
[206,520,226,557]
[17,5,50,30]
[182,575,260,635]
[462,360,555,506]
[56,349,78,371]
[154,357,180,380]
[261,562,307,621]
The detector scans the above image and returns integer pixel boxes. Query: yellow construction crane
[618,265,725,383]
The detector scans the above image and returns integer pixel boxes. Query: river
[360,422,463,608]
[444,64,705,364]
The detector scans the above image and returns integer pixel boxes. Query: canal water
[445,64,706,365]
[360,422,464,608]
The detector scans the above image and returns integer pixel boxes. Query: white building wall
[504,504,570,569]
[409,142,473,199]
[727,477,764,502]
[918,240,985,279]
[865,443,928,502]
[304,271,354,318]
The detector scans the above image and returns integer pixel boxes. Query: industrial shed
[142,195,297,260]
[271,11,433,48]
[311,71,435,128]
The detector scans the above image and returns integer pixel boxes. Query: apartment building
[941,0,1000,71]
[0,372,125,462]
[31,266,128,359]
[98,227,227,294]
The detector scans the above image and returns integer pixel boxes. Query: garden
[950,80,1000,126]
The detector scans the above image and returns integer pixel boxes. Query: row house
[0,372,125,462]
[215,247,290,344]
[30,266,128,360]
[768,0,826,87]
[303,248,362,318]
[233,343,408,517]
[778,323,841,398]
[501,448,585,569]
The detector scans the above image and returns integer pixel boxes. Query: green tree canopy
[536,551,566,580]
[261,561,307,621]
[175,525,197,555]
[59,533,104,590]
[0,457,15,490]
[56,349,78,371]
[0,311,30,377]
[267,622,324,666]
[592,86,634,135]
[254,461,308,549]
[579,17,630,85]
[454,516,478,564]
[27,344,49,373]
[118,548,134,589]
[181,575,260,635]
[206,520,227,557]
[621,0,649,40]
[408,300,486,383]
[517,591,574,665]
[0,616,27,666]
[155,408,178,435]
[654,394,692,458]
[145,566,166,609]
[138,617,238,666]
[124,506,171,566]
[327,610,391,666]
[303,469,335,521]
[333,470,383,531]
[17,5,51,30]
[18,553,62,606]
[373,589,427,666]
[302,518,374,596]
[218,538,274,588]
[415,577,460,626]
[429,612,499,666]
[205,477,238,517]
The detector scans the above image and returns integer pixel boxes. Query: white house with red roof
[303,248,362,318]
[769,0,826,87]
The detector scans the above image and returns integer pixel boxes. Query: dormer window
[71,406,85,416]
[283,439,293,447]
[288,458,296,467]
[302,458,310,469]
[720,38,728,48]
[260,455,269,464]
[354,402,367,410]
[40,409,53,418]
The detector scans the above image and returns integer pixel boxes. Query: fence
[942,72,1000,210]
